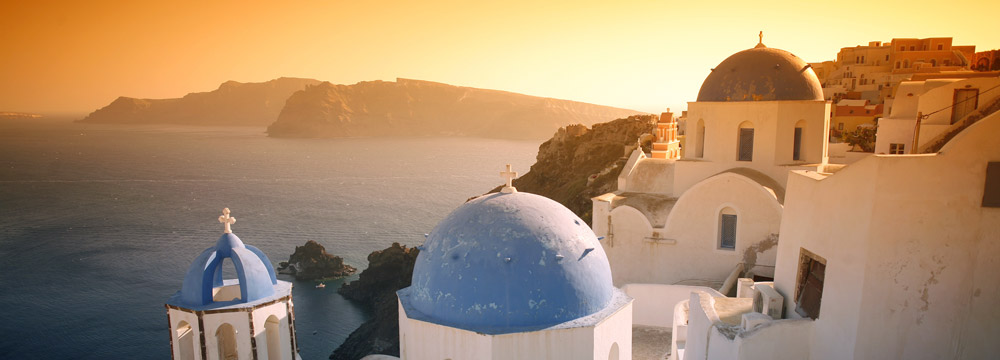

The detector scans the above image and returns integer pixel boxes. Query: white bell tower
[165,208,301,360]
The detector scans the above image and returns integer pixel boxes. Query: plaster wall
[202,311,253,360]
[398,303,492,360]
[490,326,594,360]
[590,301,633,360]
[773,160,880,360]
[622,284,721,328]
[733,319,812,360]
[683,100,828,191]
[682,291,718,360]
[169,308,204,360]
[603,172,782,287]
[775,111,1000,359]
[251,301,293,360]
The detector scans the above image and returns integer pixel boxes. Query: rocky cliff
[489,114,657,224]
[267,78,641,140]
[78,77,321,126]
[332,243,419,360]
[277,240,356,281]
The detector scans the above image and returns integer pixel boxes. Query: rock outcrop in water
[329,115,655,359]
[331,243,419,360]
[267,78,641,140]
[489,114,657,224]
[78,77,321,126]
[277,240,356,281]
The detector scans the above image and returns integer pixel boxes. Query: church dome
[405,191,615,333]
[697,45,824,102]
[179,232,278,306]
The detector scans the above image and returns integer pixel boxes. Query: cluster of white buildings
[165,38,1000,360]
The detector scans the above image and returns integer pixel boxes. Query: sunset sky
[2,0,998,115]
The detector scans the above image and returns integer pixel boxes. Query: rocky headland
[78,77,321,126]
[267,78,641,140]
[488,114,657,224]
[329,115,656,359]
[331,243,419,360]
[277,240,356,281]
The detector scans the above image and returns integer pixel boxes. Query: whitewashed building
[593,39,830,289]
[397,174,633,360]
[165,209,300,360]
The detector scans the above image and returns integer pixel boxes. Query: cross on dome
[219,208,236,233]
[500,164,518,194]
[755,30,766,48]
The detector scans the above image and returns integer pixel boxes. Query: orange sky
[2,0,998,115]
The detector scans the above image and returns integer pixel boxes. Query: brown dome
[697,46,824,102]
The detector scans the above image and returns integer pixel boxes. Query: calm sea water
[0,118,540,359]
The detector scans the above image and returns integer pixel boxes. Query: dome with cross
[177,208,279,307]
[397,167,615,334]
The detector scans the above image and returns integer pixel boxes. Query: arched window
[719,207,737,250]
[176,321,195,360]
[737,121,754,161]
[216,323,238,360]
[696,119,706,158]
[793,120,805,161]
[609,342,620,360]
[266,315,282,360]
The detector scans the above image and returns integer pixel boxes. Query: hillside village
[162,35,1000,360]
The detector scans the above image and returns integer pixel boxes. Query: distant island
[78,77,321,126]
[268,78,641,140]
[0,112,43,120]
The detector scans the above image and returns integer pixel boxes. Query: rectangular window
[937,44,943,50]
[889,143,905,154]
[795,250,826,320]
[719,214,737,250]
[793,127,803,161]
[738,128,754,161]
[983,162,1000,207]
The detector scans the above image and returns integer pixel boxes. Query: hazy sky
[2,0,998,115]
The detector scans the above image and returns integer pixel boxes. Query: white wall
[603,172,782,287]
[622,284,722,328]
[252,300,293,360]
[202,312,253,360]
[775,111,1000,359]
[169,308,204,360]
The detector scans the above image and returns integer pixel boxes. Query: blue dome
[403,192,615,333]
[179,233,278,306]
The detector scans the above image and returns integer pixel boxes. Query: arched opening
[176,321,195,360]
[213,258,242,302]
[930,59,937,67]
[696,119,706,158]
[266,315,282,360]
[793,120,805,161]
[737,121,754,162]
[216,323,238,360]
[719,207,737,250]
[608,342,620,360]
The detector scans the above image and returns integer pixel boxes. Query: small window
[738,126,754,161]
[885,54,889,61]
[900,46,905,51]
[910,46,915,51]
[793,126,803,161]
[838,123,844,130]
[937,44,943,50]
[983,162,1000,207]
[719,211,737,250]
[889,143,905,154]
[794,249,826,320]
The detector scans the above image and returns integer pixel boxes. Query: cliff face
[78,77,321,126]
[267,78,641,140]
[491,115,657,223]
[332,243,419,360]
[277,240,356,281]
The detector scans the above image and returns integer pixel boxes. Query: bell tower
[651,109,681,159]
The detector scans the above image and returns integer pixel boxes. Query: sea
[0,118,540,359]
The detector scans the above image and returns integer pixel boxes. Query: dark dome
[697,46,824,102]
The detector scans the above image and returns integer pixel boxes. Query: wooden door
[951,88,979,124]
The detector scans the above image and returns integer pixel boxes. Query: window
[793,123,804,161]
[838,123,844,130]
[889,143,905,154]
[931,59,936,66]
[737,122,754,161]
[983,162,1000,207]
[696,119,706,158]
[937,44,943,50]
[895,61,900,69]
[885,54,890,61]
[910,46,915,51]
[794,249,826,320]
[719,209,737,250]
[900,46,905,51]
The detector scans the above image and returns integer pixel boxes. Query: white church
[166,38,1000,360]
